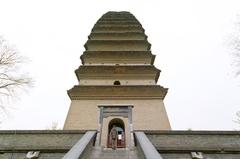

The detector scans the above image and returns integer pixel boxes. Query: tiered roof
[81,11,154,65]
[68,11,167,100]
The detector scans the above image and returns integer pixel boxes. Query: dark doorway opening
[107,118,125,148]
[113,81,121,85]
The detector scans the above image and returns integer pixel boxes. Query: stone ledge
[89,32,147,40]
[81,51,155,65]
[140,130,240,135]
[96,21,141,25]
[92,26,144,33]
[84,40,151,51]
[75,65,160,82]
[93,24,142,28]
[68,85,168,100]
[100,16,136,20]
[102,11,132,16]
[0,130,94,134]
[81,50,152,56]
[80,51,155,65]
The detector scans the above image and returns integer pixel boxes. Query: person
[110,125,118,150]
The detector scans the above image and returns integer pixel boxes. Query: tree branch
[0,36,32,112]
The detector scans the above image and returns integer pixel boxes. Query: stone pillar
[95,106,103,146]
[128,106,135,148]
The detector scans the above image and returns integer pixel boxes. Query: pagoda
[0,11,239,159]
[64,11,171,148]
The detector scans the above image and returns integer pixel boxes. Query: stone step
[90,148,139,159]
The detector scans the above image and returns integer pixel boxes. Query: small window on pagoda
[114,81,121,85]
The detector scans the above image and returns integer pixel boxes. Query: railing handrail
[135,131,163,159]
[62,131,96,159]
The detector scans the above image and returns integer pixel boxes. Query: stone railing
[135,131,163,159]
[62,131,96,159]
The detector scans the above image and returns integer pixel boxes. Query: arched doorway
[113,80,121,85]
[107,118,125,148]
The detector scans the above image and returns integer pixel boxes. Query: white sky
[0,0,240,130]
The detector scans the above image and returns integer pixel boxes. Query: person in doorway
[110,125,118,150]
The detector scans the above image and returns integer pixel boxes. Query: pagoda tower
[64,11,171,148]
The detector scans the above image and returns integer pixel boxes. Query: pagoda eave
[80,51,155,65]
[92,26,144,33]
[89,32,147,40]
[84,40,151,51]
[67,85,168,100]
[74,65,160,82]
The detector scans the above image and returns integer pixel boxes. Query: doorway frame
[96,105,134,148]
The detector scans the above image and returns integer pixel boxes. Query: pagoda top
[81,11,155,65]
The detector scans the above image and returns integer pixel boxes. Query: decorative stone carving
[191,152,204,159]
[26,151,40,159]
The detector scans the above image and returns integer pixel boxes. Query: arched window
[114,81,121,85]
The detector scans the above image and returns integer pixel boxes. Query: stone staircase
[90,147,139,159]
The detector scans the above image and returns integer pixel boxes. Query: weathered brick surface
[0,152,65,159]
[144,131,240,152]
[1,130,240,159]
[161,153,240,159]
[143,131,240,159]
[0,130,86,151]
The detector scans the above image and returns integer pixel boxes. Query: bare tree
[234,111,240,125]
[45,121,61,130]
[229,15,240,76]
[230,34,240,76]
[0,36,32,115]
[228,16,240,127]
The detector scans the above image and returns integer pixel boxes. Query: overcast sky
[0,0,240,130]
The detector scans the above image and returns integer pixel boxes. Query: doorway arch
[107,118,126,148]
[113,80,121,85]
